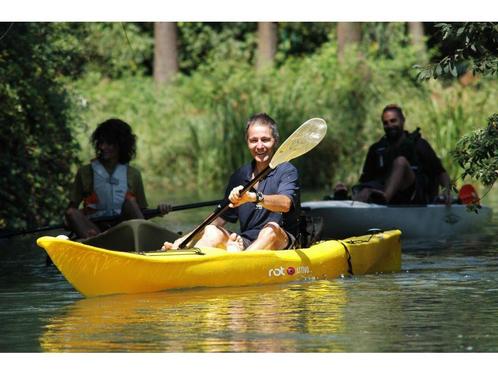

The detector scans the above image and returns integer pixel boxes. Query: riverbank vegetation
[73,24,496,192]
[1,22,496,230]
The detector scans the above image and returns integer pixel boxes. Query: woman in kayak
[163,113,300,251]
[65,118,171,238]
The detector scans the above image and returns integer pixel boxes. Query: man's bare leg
[383,156,416,202]
[162,224,230,250]
[194,224,231,248]
[246,222,289,251]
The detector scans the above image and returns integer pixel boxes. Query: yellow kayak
[36,220,401,298]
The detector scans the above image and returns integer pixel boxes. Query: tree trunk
[337,22,362,61]
[154,22,178,85]
[408,22,427,61]
[257,22,277,70]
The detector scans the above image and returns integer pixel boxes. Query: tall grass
[72,42,498,197]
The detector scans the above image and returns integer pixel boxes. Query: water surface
[1,192,497,353]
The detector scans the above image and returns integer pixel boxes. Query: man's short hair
[245,113,280,144]
[382,104,405,122]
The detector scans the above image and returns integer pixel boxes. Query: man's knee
[392,156,416,181]
[65,206,77,218]
[258,222,288,246]
[258,224,279,242]
[122,198,144,219]
[65,206,84,221]
[123,197,139,209]
[392,156,411,169]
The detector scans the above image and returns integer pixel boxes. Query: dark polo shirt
[220,161,300,242]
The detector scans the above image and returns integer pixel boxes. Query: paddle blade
[270,118,327,169]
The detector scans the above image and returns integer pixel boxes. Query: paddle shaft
[178,166,272,248]
[143,199,222,216]
[0,199,222,239]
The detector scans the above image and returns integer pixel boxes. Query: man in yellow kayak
[65,118,171,238]
[351,104,451,205]
[163,113,300,251]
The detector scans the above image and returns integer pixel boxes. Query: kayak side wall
[303,201,492,239]
[36,230,401,297]
[38,237,348,297]
[344,230,401,274]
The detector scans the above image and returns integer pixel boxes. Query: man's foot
[226,233,244,252]
[368,190,387,204]
[161,242,174,251]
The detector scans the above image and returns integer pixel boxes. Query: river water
[1,191,497,355]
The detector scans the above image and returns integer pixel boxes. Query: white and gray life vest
[87,160,128,217]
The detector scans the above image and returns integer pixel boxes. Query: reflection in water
[40,281,347,352]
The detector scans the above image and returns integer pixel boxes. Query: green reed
[73,43,497,196]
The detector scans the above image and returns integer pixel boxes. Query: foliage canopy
[0,23,81,230]
[417,22,498,80]
[452,114,498,187]
[416,22,498,189]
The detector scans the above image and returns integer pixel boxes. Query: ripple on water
[1,207,497,352]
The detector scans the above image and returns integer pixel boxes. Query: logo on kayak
[268,265,310,277]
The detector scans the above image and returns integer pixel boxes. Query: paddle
[0,199,222,239]
[177,118,328,249]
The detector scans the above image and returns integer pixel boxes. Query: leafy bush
[0,23,81,230]
[415,22,497,190]
[417,22,498,80]
[79,23,153,78]
[453,114,498,187]
[4,22,496,232]
[73,35,497,197]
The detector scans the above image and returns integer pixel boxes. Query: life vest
[84,160,129,217]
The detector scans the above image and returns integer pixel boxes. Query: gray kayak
[302,200,493,240]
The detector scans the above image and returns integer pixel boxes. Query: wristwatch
[255,191,264,204]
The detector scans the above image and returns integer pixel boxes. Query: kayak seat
[297,213,323,248]
[79,219,180,252]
